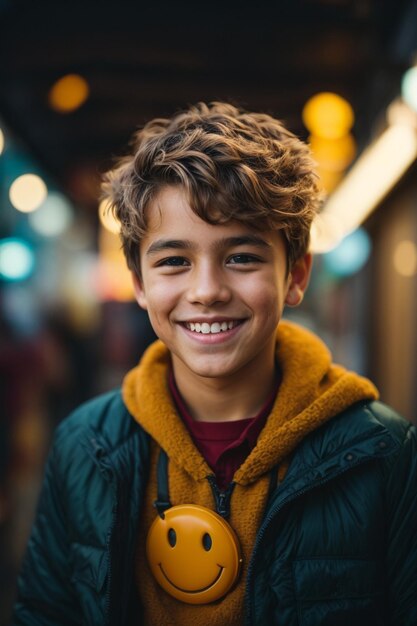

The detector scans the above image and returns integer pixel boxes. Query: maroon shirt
[169,371,280,489]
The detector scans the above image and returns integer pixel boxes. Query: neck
[172,353,278,423]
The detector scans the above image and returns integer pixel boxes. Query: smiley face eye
[168,528,176,547]
[202,532,212,551]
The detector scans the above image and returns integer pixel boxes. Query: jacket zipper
[207,474,236,518]
[105,492,118,625]
[88,437,117,626]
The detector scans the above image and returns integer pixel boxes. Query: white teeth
[186,321,239,333]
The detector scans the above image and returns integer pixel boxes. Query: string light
[9,174,47,213]
[98,199,121,234]
[393,240,417,277]
[48,74,89,113]
[0,238,35,281]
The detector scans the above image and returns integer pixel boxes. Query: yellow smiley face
[146,504,243,604]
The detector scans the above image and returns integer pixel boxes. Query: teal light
[0,238,35,281]
[402,66,417,113]
[323,228,371,278]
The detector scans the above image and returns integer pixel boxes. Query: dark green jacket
[13,391,417,625]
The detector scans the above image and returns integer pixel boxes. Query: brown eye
[168,528,176,547]
[202,532,212,551]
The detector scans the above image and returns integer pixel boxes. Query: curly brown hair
[102,102,321,275]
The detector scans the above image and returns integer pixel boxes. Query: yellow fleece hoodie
[123,321,378,626]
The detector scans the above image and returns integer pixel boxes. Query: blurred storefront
[368,165,417,420]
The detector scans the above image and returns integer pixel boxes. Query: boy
[13,102,417,625]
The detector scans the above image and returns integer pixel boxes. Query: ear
[131,272,148,310]
[285,253,313,307]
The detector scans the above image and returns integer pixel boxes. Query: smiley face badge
[146,504,243,604]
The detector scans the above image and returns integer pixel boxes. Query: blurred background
[1,0,417,620]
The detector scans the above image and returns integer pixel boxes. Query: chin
[184,358,243,380]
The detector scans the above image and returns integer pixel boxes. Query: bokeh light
[401,66,417,113]
[0,238,35,281]
[310,213,346,254]
[309,134,356,172]
[323,228,371,277]
[387,98,417,127]
[302,92,354,140]
[28,192,74,236]
[96,225,133,301]
[48,74,90,113]
[0,127,4,155]
[99,199,121,234]
[393,240,417,277]
[9,173,48,213]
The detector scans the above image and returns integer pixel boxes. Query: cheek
[244,275,285,316]
[147,280,178,306]
[144,282,180,322]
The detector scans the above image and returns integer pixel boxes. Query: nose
[186,261,232,306]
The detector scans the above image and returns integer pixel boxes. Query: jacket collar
[270,400,399,505]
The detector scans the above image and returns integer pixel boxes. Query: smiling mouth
[183,320,244,334]
[158,563,224,593]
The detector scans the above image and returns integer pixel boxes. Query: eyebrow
[145,235,271,256]
[146,239,193,256]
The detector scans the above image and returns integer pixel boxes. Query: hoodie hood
[123,320,378,486]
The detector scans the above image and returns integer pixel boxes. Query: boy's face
[133,186,311,384]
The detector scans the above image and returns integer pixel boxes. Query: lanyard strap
[153,448,171,518]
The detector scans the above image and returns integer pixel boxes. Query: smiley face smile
[158,563,224,593]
